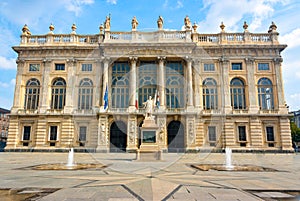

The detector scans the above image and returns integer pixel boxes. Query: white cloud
[288,93,300,111]
[198,0,287,33]
[0,82,9,88]
[0,56,16,70]
[279,28,300,49]
[106,0,117,4]
[63,0,95,16]
[10,78,16,86]
[176,0,183,8]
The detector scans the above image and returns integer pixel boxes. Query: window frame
[231,62,243,70]
[258,63,270,71]
[237,125,247,142]
[48,125,59,142]
[29,63,40,72]
[203,63,215,72]
[55,63,65,71]
[81,63,93,72]
[78,78,94,110]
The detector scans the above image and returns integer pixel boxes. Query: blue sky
[0,0,300,111]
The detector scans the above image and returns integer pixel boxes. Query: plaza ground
[0,152,300,200]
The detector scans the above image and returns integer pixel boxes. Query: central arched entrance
[110,121,127,152]
[167,121,185,152]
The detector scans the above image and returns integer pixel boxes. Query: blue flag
[104,84,108,110]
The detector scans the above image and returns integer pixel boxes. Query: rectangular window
[208,126,216,142]
[81,64,92,71]
[258,63,270,71]
[23,126,31,141]
[55,64,65,71]
[49,126,58,141]
[79,126,87,142]
[29,64,40,71]
[204,63,215,71]
[266,126,275,141]
[232,63,242,70]
[238,126,247,141]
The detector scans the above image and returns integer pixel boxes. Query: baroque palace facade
[6,16,293,152]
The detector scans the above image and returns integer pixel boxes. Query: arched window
[138,61,157,107]
[78,78,93,110]
[230,78,246,109]
[258,78,274,110]
[203,78,218,110]
[24,78,40,110]
[51,78,66,110]
[166,62,184,109]
[111,62,130,108]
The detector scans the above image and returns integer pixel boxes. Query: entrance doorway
[167,121,185,152]
[110,121,127,152]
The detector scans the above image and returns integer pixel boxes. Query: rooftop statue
[132,16,138,30]
[184,15,191,30]
[104,14,111,30]
[157,16,163,30]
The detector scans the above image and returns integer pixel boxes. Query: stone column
[129,57,137,112]
[274,57,287,113]
[39,59,51,114]
[64,58,76,114]
[186,58,194,109]
[219,58,231,114]
[158,56,166,110]
[101,57,109,111]
[245,58,259,113]
[11,59,25,113]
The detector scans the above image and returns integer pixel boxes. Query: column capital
[218,57,229,64]
[245,57,255,64]
[129,56,138,64]
[66,58,77,65]
[273,57,283,64]
[42,58,52,63]
[184,56,193,63]
[16,59,25,65]
[101,57,111,64]
[157,56,166,61]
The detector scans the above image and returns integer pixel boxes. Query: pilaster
[96,115,109,152]
[219,57,231,114]
[193,60,202,109]
[279,117,293,151]
[129,57,137,112]
[186,58,194,110]
[157,115,167,151]
[157,56,166,110]
[274,57,288,113]
[94,59,102,110]
[127,115,138,151]
[245,58,259,113]
[39,59,51,114]
[186,115,196,150]
[64,58,77,114]
[11,59,25,113]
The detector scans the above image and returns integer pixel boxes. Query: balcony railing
[19,29,279,46]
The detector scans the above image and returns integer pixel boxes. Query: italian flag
[135,88,138,109]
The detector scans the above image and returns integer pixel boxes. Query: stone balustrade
[19,29,278,46]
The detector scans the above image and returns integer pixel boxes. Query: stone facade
[6,18,293,152]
